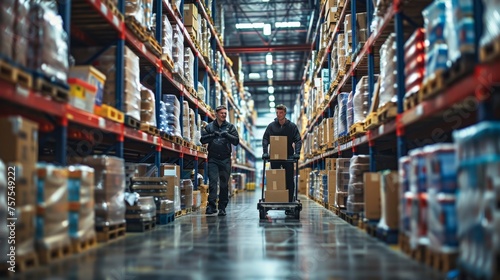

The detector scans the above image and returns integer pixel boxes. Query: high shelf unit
[0,0,256,188]
[298,0,499,278]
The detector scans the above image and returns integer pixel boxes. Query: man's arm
[262,125,270,153]
[200,126,215,144]
[292,124,302,154]
[223,124,240,146]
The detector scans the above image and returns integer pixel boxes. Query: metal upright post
[474,1,491,121]
[155,0,163,175]
[113,0,125,158]
[56,117,68,165]
[367,0,376,171]
[395,2,407,159]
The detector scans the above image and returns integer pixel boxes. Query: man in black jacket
[200,105,240,216]
[262,104,302,203]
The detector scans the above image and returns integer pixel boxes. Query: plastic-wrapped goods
[427,192,458,253]
[125,195,156,222]
[181,179,193,209]
[172,24,184,75]
[140,86,156,126]
[422,0,450,82]
[338,93,349,136]
[481,0,500,48]
[182,101,191,142]
[333,104,339,142]
[28,1,68,83]
[409,147,429,194]
[0,4,14,59]
[36,164,70,249]
[162,94,181,117]
[346,91,354,130]
[353,76,370,124]
[83,156,126,227]
[337,33,347,70]
[379,34,397,108]
[197,82,206,102]
[161,95,182,137]
[346,155,370,213]
[447,0,475,63]
[399,156,412,234]
[158,199,175,214]
[404,29,426,97]
[67,165,96,240]
[125,0,144,27]
[189,108,197,145]
[184,47,195,88]
[426,143,457,194]
[143,0,153,31]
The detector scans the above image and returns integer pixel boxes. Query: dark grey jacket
[262,118,302,155]
[201,120,239,160]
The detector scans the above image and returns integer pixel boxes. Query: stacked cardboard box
[181,179,193,210]
[346,155,370,213]
[67,166,96,241]
[265,169,288,202]
[335,158,350,208]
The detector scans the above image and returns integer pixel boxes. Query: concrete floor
[17,189,444,280]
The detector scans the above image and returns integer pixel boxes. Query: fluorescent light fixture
[236,23,265,29]
[262,0,270,2]
[263,24,272,35]
[268,86,275,94]
[269,101,276,108]
[268,95,275,101]
[267,69,273,79]
[249,73,260,79]
[268,79,273,86]
[275,21,301,28]
[265,53,273,66]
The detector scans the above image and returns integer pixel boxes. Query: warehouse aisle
[19,190,444,280]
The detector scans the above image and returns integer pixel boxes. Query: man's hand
[213,131,221,137]
[262,153,270,160]
[221,131,229,138]
[293,154,300,160]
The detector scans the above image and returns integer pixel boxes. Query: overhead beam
[244,80,303,86]
[224,44,311,54]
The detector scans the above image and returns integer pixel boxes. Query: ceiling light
[269,101,276,108]
[262,0,270,2]
[268,79,273,86]
[268,86,274,94]
[268,95,275,101]
[275,21,301,28]
[263,24,271,36]
[267,69,273,79]
[249,73,260,79]
[236,23,265,29]
[265,53,273,66]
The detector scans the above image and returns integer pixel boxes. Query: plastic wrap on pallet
[0,204,35,261]
[12,0,30,67]
[426,143,457,194]
[338,93,349,136]
[0,4,14,59]
[347,155,370,213]
[333,104,339,142]
[143,0,153,31]
[353,76,370,124]
[140,86,156,127]
[399,156,411,234]
[28,1,68,83]
[378,170,399,231]
[67,165,96,240]
[125,194,155,221]
[346,91,354,130]
[182,101,191,142]
[172,24,184,75]
[184,47,195,88]
[427,192,458,252]
[197,82,206,101]
[481,0,500,48]
[379,34,397,108]
[423,0,450,82]
[162,94,182,137]
[36,164,70,250]
[125,0,145,27]
[83,156,126,227]
[404,29,426,97]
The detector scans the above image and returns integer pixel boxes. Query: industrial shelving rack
[0,0,257,188]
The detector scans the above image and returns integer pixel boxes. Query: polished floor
[16,189,444,280]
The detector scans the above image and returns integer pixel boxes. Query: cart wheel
[259,210,266,220]
[294,209,300,219]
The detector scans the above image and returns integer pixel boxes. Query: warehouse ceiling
[220,0,317,116]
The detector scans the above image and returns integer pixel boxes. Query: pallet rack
[299,0,499,278]
[0,0,256,187]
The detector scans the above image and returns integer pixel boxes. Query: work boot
[218,209,226,216]
[206,207,217,215]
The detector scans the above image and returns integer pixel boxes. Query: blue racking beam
[395,10,407,159]
[155,0,163,176]
[367,0,376,172]
[115,0,125,158]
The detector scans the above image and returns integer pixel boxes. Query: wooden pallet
[0,59,32,89]
[419,71,445,101]
[156,212,175,224]
[37,242,73,265]
[96,222,126,243]
[145,35,162,57]
[0,250,38,274]
[102,0,124,22]
[140,122,160,136]
[404,91,420,111]
[186,86,197,98]
[399,233,426,262]
[175,210,182,218]
[33,76,69,103]
[126,218,156,232]
[425,249,458,273]
[97,104,124,123]
[480,36,500,63]
[377,101,397,124]
[161,54,175,71]
[363,112,378,130]
[125,115,141,129]
[125,16,148,42]
[442,53,475,87]
[181,207,192,216]
[349,122,365,138]
[71,235,98,253]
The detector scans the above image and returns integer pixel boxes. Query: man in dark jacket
[200,105,240,216]
[262,104,302,203]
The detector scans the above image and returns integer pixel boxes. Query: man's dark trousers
[270,161,294,202]
[208,157,231,210]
